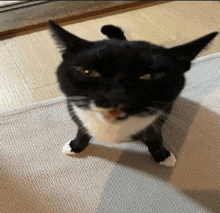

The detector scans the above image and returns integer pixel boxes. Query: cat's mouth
[101,108,127,121]
[90,102,128,123]
[94,108,128,124]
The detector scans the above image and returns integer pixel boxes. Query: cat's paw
[62,141,83,155]
[159,152,176,167]
[62,142,76,155]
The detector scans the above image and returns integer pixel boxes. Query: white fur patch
[71,102,159,143]
[159,152,176,167]
[62,141,77,155]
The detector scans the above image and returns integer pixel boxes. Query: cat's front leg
[139,125,176,167]
[63,129,91,155]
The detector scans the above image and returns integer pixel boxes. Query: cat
[49,20,218,167]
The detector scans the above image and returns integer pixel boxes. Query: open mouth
[101,108,127,122]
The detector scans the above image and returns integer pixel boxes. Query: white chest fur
[71,103,158,143]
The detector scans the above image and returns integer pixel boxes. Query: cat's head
[49,20,218,123]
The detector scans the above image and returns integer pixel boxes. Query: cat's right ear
[48,20,92,52]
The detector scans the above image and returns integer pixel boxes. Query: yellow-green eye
[84,70,101,77]
[140,72,164,80]
[77,66,101,77]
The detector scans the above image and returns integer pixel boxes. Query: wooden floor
[0,1,219,112]
[0,1,22,7]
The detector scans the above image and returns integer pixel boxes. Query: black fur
[49,20,218,164]
[101,25,126,40]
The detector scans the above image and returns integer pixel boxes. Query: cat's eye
[139,72,164,80]
[84,70,101,77]
[76,66,101,78]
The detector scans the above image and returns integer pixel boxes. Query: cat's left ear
[168,32,218,71]
[48,20,92,52]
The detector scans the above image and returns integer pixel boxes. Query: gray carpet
[1,53,219,213]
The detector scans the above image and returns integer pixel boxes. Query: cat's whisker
[68,100,86,103]
[146,106,169,117]
[67,96,88,101]
[67,99,88,102]
[146,106,159,112]
[75,105,88,109]
[75,102,88,105]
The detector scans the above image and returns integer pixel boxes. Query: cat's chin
[96,112,127,124]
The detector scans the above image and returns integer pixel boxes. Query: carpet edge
[0,96,66,118]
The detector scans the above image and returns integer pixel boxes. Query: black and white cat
[49,20,217,167]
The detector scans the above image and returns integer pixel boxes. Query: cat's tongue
[102,109,123,121]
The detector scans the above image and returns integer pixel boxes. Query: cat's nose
[107,82,129,105]
[95,98,112,108]
[107,88,129,106]
[95,83,129,108]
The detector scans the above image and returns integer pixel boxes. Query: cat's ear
[168,32,218,69]
[48,20,92,51]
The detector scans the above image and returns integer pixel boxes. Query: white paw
[62,142,77,155]
[159,152,176,167]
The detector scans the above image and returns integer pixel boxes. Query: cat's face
[49,21,218,123]
[57,40,185,121]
